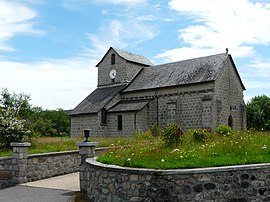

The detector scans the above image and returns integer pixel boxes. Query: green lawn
[2,131,270,170]
[0,135,137,157]
[97,130,270,169]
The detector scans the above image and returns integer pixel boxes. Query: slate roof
[96,47,153,67]
[69,84,126,115]
[108,99,151,113]
[124,53,245,92]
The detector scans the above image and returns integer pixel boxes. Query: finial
[226,48,228,54]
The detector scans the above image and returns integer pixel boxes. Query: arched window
[111,53,115,65]
[228,115,233,128]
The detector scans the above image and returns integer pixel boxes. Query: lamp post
[83,129,90,142]
[18,130,24,143]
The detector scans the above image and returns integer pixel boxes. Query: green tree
[0,88,31,149]
[0,88,70,148]
[30,109,70,137]
[246,95,270,131]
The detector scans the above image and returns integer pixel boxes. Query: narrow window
[111,53,115,65]
[118,115,122,130]
[228,115,233,128]
[101,108,107,124]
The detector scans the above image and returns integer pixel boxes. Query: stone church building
[69,47,246,137]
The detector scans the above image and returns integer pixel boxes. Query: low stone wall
[27,151,80,181]
[0,157,13,188]
[0,149,81,189]
[0,145,107,189]
[85,157,270,202]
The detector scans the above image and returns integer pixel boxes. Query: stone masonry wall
[26,151,80,181]
[214,57,246,130]
[0,157,13,188]
[97,48,144,87]
[85,157,270,202]
[70,114,98,137]
[0,150,81,188]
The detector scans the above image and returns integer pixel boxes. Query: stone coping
[10,142,31,147]
[27,150,79,158]
[87,157,270,175]
[76,142,98,147]
[0,156,13,160]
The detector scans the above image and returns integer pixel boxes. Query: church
[69,47,246,137]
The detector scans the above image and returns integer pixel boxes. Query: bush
[135,130,152,140]
[191,128,212,143]
[0,109,25,149]
[151,123,161,136]
[161,123,183,147]
[215,125,233,136]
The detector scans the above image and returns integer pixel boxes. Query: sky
[0,0,270,110]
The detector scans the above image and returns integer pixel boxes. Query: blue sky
[1,0,270,109]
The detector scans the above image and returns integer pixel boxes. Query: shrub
[151,123,161,136]
[161,123,183,147]
[215,125,233,136]
[0,109,25,149]
[192,128,212,143]
[135,130,152,140]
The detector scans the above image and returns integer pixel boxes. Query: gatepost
[76,141,98,191]
[10,142,31,184]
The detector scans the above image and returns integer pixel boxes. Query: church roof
[96,47,153,67]
[69,84,126,115]
[108,99,151,113]
[123,53,245,92]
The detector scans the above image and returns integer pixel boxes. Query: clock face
[109,69,117,79]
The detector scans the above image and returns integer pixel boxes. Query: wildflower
[180,155,183,158]
[127,158,131,161]
[261,145,267,150]
[161,159,165,162]
[171,149,180,153]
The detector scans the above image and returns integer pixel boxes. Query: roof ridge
[153,53,228,68]
[112,47,154,66]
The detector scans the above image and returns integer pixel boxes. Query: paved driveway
[0,172,80,202]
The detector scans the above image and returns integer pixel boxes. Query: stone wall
[214,57,246,130]
[26,151,80,181]
[84,157,270,202]
[97,48,144,87]
[0,157,13,188]
[0,149,81,189]
[70,114,98,137]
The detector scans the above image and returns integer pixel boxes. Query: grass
[97,130,270,169]
[2,130,270,170]
[0,135,138,157]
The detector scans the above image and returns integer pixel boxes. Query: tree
[0,88,31,148]
[246,95,270,131]
[0,88,70,149]
[30,108,70,137]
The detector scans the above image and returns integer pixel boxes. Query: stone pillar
[10,142,31,184]
[76,142,98,191]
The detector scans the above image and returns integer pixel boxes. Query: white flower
[261,145,267,150]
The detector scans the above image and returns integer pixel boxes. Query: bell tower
[96,47,153,87]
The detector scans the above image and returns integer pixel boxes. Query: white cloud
[157,0,270,61]
[95,0,146,5]
[136,15,155,21]
[0,57,98,109]
[247,60,270,78]
[86,18,157,52]
[0,1,42,52]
